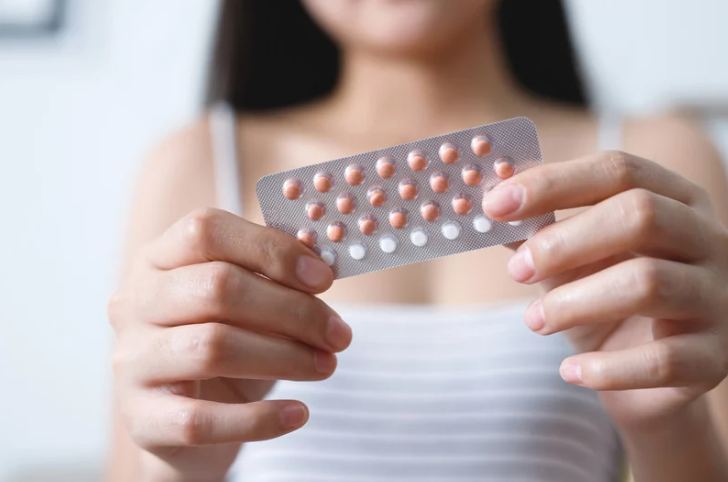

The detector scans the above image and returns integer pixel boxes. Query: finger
[119,323,338,384]
[507,189,709,283]
[127,395,309,449]
[559,333,726,390]
[525,258,716,335]
[144,208,333,293]
[483,151,711,222]
[138,261,351,352]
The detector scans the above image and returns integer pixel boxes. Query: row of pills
[283,158,514,202]
[311,216,524,265]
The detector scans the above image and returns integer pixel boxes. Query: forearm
[620,397,728,482]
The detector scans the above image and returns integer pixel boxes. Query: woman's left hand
[483,150,728,430]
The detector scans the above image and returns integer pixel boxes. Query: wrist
[138,451,228,482]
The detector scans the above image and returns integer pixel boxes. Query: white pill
[508,220,523,226]
[349,243,367,260]
[320,248,337,266]
[410,228,428,247]
[441,221,461,240]
[473,215,493,233]
[379,235,398,253]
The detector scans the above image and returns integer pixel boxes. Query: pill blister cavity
[367,187,386,207]
[348,243,367,261]
[336,193,356,214]
[376,157,395,179]
[379,235,398,253]
[508,220,523,226]
[313,172,333,193]
[283,179,303,200]
[297,229,317,249]
[452,194,473,215]
[442,221,461,240]
[327,222,347,243]
[407,151,428,171]
[320,248,337,266]
[473,215,493,233]
[462,165,482,186]
[358,215,378,236]
[306,201,325,221]
[429,172,449,194]
[399,179,418,201]
[420,201,440,222]
[410,228,429,247]
[345,164,365,186]
[389,209,408,229]
[439,143,459,164]
[471,136,492,157]
[494,158,515,179]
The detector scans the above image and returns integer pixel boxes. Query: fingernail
[280,403,308,430]
[314,350,337,374]
[560,360,583,385]
[326,316,352,352]
[296,256,332,289]
[482,183,524,217]
[525,299,545,332]
[508,244,535,282]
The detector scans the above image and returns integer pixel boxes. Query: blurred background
[0,1,726,481]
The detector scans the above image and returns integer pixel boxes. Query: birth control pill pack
[256,117,554,279]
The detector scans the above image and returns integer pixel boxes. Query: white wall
[0,1,727,481]
[0,1,217,480]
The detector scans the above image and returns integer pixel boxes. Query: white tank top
[209,104,625,482]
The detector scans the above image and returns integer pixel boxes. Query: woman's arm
[107,120,218,482]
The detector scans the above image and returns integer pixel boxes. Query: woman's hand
[483,151,728,430]
[108,208,352,481]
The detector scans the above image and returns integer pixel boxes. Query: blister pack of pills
[256,117,554,279]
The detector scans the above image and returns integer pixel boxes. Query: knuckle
[627,188,659,235]
[174,401,211,446]
[201,262,237,308]
[649,343,681,385]
[605,150,640,188]
[183,207,222,254]
[630,258,665,301]
[107,291,127,330]
[187,323,227,372]
[258,230,290,276]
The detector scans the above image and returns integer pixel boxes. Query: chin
[302,0,494,55]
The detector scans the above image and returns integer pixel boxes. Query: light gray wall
[0,1,726,480]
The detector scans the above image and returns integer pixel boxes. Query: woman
[108,1,728,481]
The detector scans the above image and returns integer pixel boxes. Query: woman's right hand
[108,208,352,482]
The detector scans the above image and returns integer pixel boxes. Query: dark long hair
[205,0,587,112]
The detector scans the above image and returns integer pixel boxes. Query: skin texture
[108,1,728,481]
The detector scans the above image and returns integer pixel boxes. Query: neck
[324,15,529,140]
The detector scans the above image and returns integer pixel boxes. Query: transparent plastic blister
[256,117,554,279]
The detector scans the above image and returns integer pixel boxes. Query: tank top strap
[596,111,624,152]
[209,102,244,217]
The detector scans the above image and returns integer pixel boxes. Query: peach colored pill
[494,159,515,179]
[359,215,377,236]
[399,180,418,201]
[283,179,302,200]
[421,202,440,222]
[471,136,492,157]
[439,143,459,164]
[462,165,482,186]
[327,223,346,243]
[297,229,316,249]
[313,173,332,193]
[407,151,427,171]
[306,202,325,221]
[368,187,386,207]
[345,165,364,186]
[430,173,449,194]
[389,210,408,229]
[452,195,472,215]
[336,194,356,215]
[376,158,395,179]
